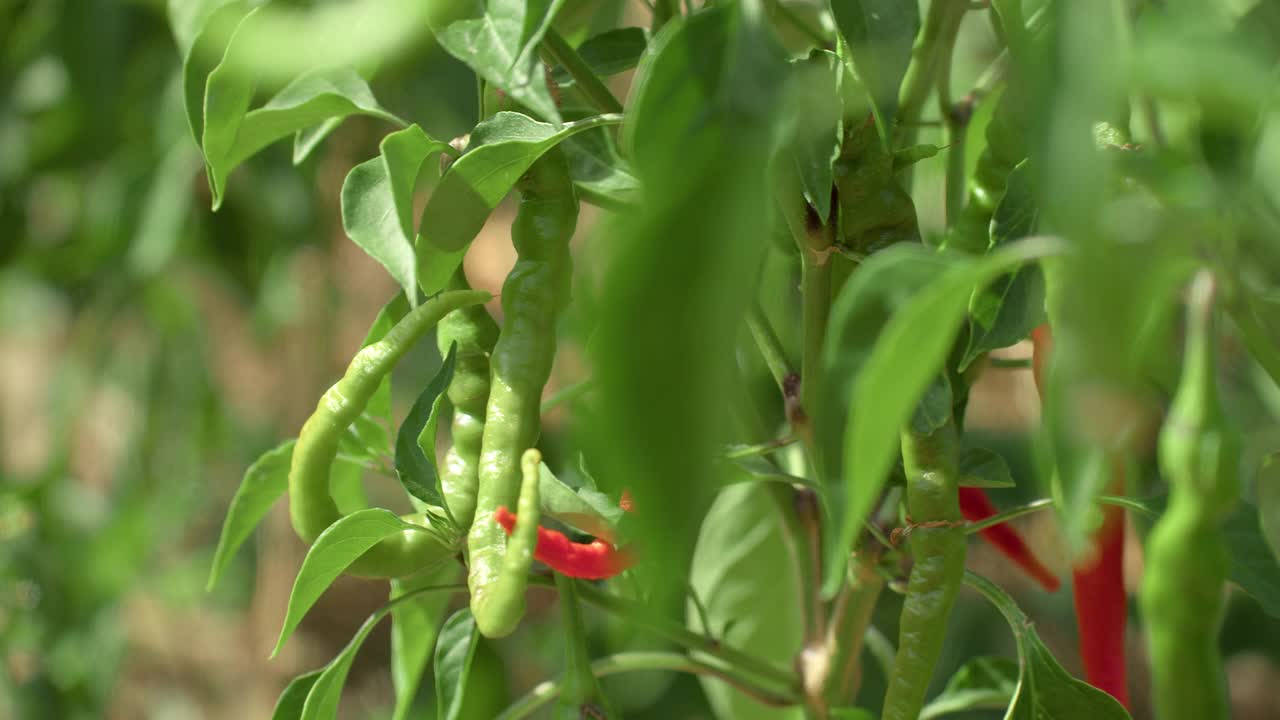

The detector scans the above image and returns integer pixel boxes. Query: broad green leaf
[395,344,458,507]
[590,1,789,618]
[788,49,843,221]
[539,462,624,541]
[181,0,250,145]
[207,440,295,590]
[550,27,648,86]
[435,609,481,720]
[414,111,623,294]
[909,373,953,435]
[203,62,404,209]
[168,0,235,62]
[965,572,1132,720]
[271,670,322,720]
[342,125,452,303]
[823,238,1062,594]
[390,567,458,720]
[434,0,565,123]
[958,447,1016,490]
[274,509,426,656]
[300,611,387,720]
[920,656,1019,719]
[961,161,1046,370]
[688,483,807,720]
[1259,454,1280,567]
[1222,499,1280,618]
[829,0,920,136]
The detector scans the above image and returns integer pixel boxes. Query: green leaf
[829,0,920,136]
[788,50,844,221]
[920,656,1019,719]
[435,609,481,720]
[390,566,458,720]
[299,608,388,720]
[181,0,250,145]
[909,373,953,435]
[961,161,1046,370]
[395,343,458,507]
[964,571,1132,720]
[822,238,1062,594]
[274,509,425,656]
[561,123,641,209]
[207,440,295,590]
[539,462,624,541]
[687,483,807,720]
[550,27,648,86]
[271,670,322,720]
[829,710,875,720]
[342,125,452,303]
[414,111,623,294]
[434,0,565,123]
[959,447,1016,489]
[203,61,404,209]
[1259,454,1280,567]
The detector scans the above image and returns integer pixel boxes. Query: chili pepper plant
[190,0,1280,718]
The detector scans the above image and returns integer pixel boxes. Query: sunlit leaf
[342,125,452,303]
[435,609,480,720]
[207,440,295,590]
[829,0,920,136]
[274,509,428,656]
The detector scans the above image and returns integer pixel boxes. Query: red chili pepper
[1031,323,1130,708]
[958,486,1060,592]
[494,507,635,580]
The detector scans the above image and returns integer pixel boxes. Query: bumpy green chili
[1140,271,1238,720]
[288,289,491,576]
[882,414,967,720]
[467,150,576,637]
[473,448,543,636]
[437,268,500,529]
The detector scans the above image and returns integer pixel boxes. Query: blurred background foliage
[1,1,1280,719]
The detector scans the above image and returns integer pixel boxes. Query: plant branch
[541,378,593,412]
[963,497,1055,534]
[895,0,968,146]
[539,29,624,115]
[495,652,801,719]
[747,301,797,392]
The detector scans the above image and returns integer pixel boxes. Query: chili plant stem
[895,0,968,147]
[746,301,797,392]
[539,29,624,115]
[822,547,886,706]
[540,378,593,413]
[963,498,1055,534]
[494,652,800,719]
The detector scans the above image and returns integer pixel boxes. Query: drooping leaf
[958,447,1017,489]
[829,0,921,136]
[299,607,388,720]
[207,440,295,590]
[961,161,1046,370]
[435,609,481,720]
[390,567,459,720]
[181,0,250,145]
[274,509,427,656]
[687,483,807,720]
[342,125,452,303]
[271,670,322,720]
[965,571,1132,720]
[920,656,1019,720]
[434,0,565,123]
[550,27,648,86]
[787,49,843,221]
[395,343,458,507]
[415,111,622,294]
[203,62,404,209]
[822,238,1062,594]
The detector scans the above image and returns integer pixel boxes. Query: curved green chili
[437,268,500,529]
[288,289,491,576]
[882,414,967,720]
[1140,271,1238,720]
[467,150,576,637]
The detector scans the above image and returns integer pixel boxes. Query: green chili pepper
[437,268,500,529]
[882,413,966,720]
[1140,271,1238,720]
[472,448,543,638]
[288,289,491,576]
[467,150,576,638]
